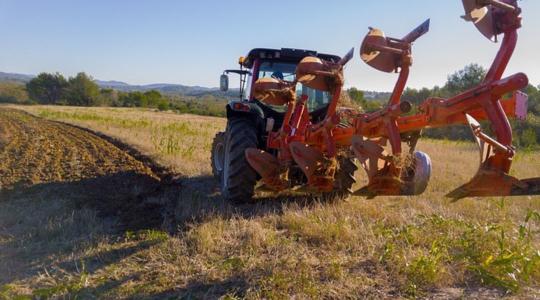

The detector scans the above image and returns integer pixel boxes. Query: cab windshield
[257,61,330,112]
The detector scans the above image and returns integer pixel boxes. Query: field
[1,105,539,299]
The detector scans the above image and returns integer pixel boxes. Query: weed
[376,211,540,295]
[125,229,169,243]
[0,284,31,300]
[32,265,89,299]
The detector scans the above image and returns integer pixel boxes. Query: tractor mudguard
[226,101,265,120]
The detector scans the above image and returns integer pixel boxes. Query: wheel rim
[411,151,432,195]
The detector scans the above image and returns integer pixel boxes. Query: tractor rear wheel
[221,118,258,204]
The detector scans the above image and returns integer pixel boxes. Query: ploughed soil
[0,108,179,231]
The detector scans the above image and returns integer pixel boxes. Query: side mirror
[220,74,229,92]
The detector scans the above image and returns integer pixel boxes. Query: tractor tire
[211,132,226,180]
[221,118,258,204]
[322,156,358,202]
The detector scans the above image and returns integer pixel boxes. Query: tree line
[18,72,228,116]
[25,72,170,110]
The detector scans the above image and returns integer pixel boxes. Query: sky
[1,0,539,91]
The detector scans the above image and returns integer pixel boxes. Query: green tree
[157,100,169,111]
[402,87,433,107]
[523,84,539,115]
[346,87,381,111]
[143,90,162,107]
[445,63,487,95]
[97,88,119,106]
[120,91,144,107]
[26,72,68,104]
[348,87,365,106]
[65,72,100,106]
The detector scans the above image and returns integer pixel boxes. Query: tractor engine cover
[253,77,296,106]
[296,56,342,92]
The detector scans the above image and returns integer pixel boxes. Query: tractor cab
[220,48,342,122]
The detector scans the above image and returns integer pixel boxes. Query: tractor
[212,0,540,204]
[212,48,359,203]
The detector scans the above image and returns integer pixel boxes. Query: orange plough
[213,0,539,204]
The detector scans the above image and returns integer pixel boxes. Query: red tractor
[212,48,359,203]
[212,0,539,204]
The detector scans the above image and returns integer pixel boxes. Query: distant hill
[0,71,240,99]
[0,72,34,84]
[98,81,238,98]
[94,80,131,89]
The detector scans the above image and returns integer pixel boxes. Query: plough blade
[289,141,336,192]
[353,176,403,198]
[351,136,402,197]
[447,169,521,199]
[447,113,540,200]
[510,178,540,196]
[351,135,386,179]
[447,171,540,200]
[245,148,287,190]
[351,136,432,198]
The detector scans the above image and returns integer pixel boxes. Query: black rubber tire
[221,118,258,204]
[211,132,226,180]
[321,156,358,202]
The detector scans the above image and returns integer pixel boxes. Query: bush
[157,101,169,111]
[521,128,537,148]
[0,82,30,104]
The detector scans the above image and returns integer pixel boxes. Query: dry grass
[1,105,540,299]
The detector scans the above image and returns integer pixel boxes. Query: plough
[213,0,539,204]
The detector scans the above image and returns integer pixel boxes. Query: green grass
[377,212,540,296]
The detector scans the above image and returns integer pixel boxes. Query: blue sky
[1,0,539,91]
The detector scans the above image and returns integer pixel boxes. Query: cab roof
[242,48,341,69]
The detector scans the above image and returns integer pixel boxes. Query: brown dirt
[0,108,179,231]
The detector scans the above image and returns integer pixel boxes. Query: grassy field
[1,105,540,299]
